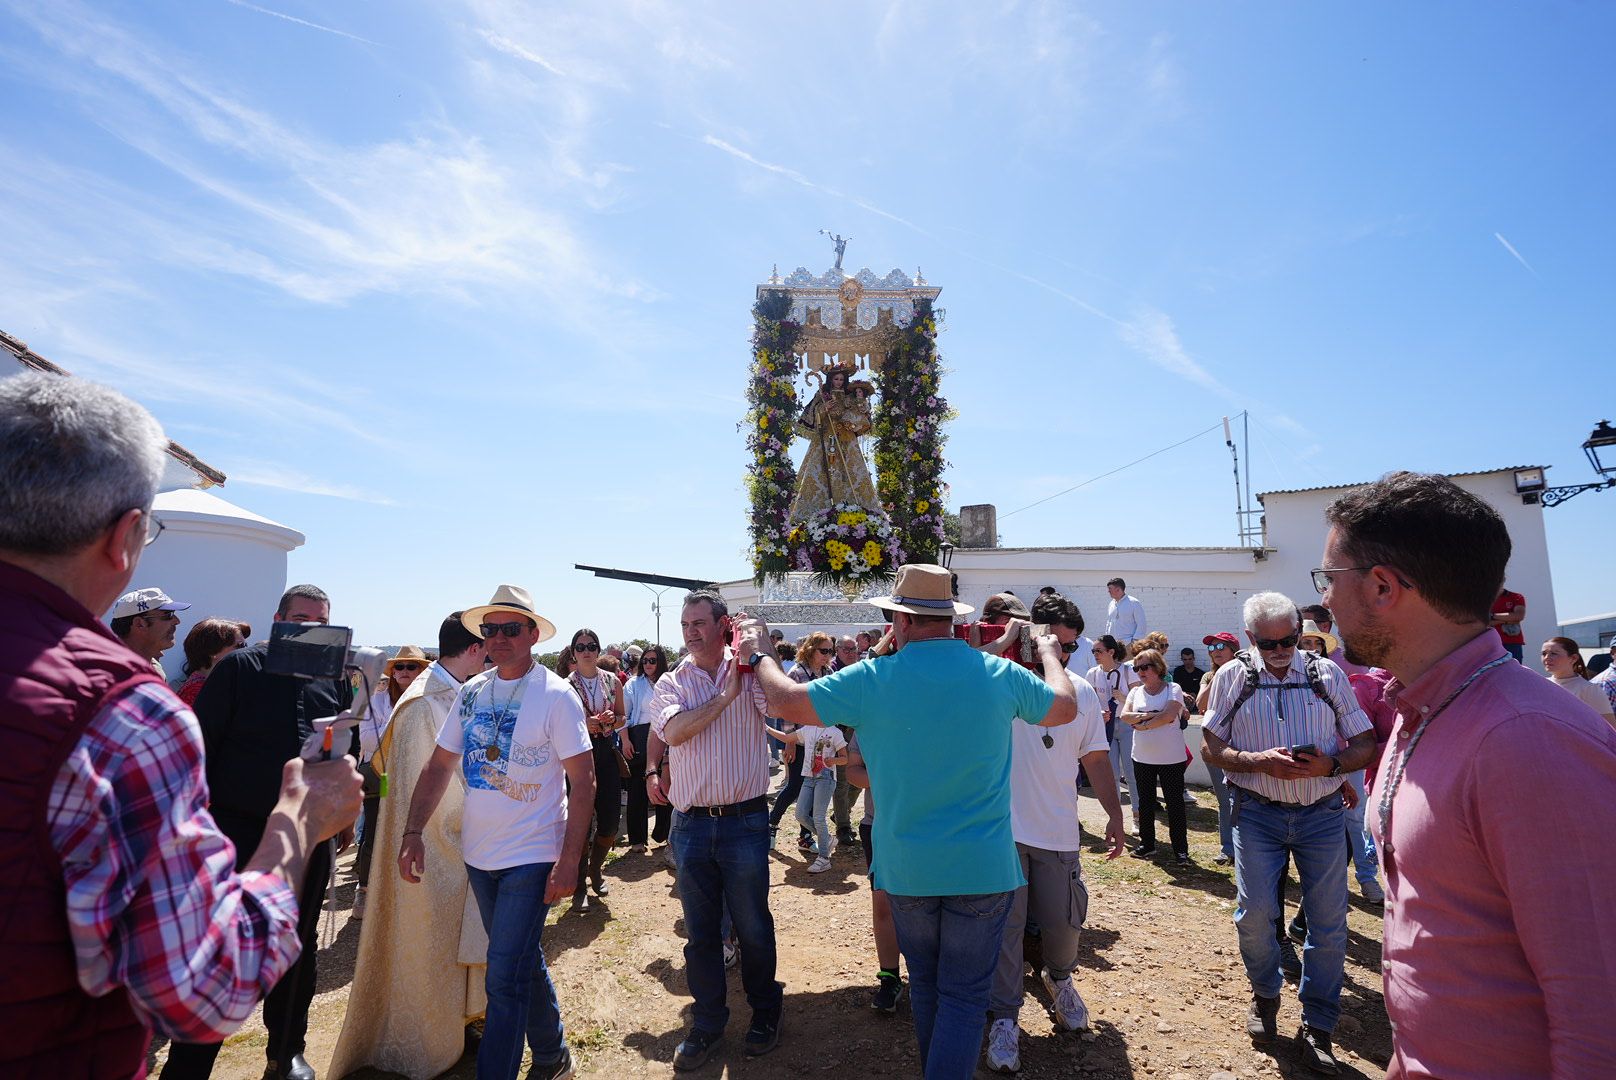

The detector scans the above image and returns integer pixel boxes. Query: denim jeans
[1342,770,1377,883]
[670,806,782,1032]
[768,748,804,830]
[1230,790,1350,1031]
[1108,722,1139,810]
[1206,763,1235,858]
[888,891,1013,1080]
[466,862,565,1080]
[796,770,837,856]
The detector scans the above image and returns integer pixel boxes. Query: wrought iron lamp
[1517,420,1616,507]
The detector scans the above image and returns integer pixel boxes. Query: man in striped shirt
[649,589,782,1071]
[1200,591,1374,1075]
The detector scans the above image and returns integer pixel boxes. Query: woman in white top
[1542,637,1616,728]
[1087,634,1142,830]
[1120,648,1191,864]
[623,645,666,852]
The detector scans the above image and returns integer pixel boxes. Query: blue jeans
[465,862,565,1079]
[796,770,836,856]
[1207,763,1234,858]
[1342,770,1377,883]
[670,806,782,1032]
[1231,790,1350,1031]
[888,891,1013,1080]
[1109,722,1138,810]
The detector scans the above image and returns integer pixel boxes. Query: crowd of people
[4,369,1616,1080]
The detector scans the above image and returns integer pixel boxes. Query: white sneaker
[985,1018,1021,1073]
[1042,971,1090,1032]
[352,885,366,920]
[723,939,739,969]
[807,856,832,873]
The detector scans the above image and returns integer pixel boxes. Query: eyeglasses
[1207,642,1230,652]
[391,662,422,673]
[138,611,179,624]
[574,641,601,653]
[1253,633,1300,651]
[816,647,834,655]
[1311,566,1414,595]
[1059,640,1080,654]
[480,622,528,639]
[144,514,165,547]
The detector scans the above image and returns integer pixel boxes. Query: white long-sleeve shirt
[1106,594,1147,642]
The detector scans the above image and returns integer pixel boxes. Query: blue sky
[3,1,1612,644]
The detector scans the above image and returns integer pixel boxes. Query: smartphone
[266,622,353,680]
[1289,742,1319,757]
[724,615,752,672]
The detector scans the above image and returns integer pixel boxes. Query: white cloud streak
[1493,232,1538,276]
[223,0,381,47]
[228,462,399,504]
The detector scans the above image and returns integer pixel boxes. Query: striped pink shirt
[650,648,771,812]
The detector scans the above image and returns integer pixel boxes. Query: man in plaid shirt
[0,372,362,1078]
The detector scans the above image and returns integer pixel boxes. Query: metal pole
[1224,416,1245,546]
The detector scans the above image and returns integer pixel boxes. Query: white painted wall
[116,488,305,680]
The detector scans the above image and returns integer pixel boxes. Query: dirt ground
[149,784,1392,1080]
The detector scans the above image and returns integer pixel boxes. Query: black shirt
[194,641,356,822]
[1171,664,1203,710]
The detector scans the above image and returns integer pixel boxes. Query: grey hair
[0,373,166,555]
[1243,591,1300,631]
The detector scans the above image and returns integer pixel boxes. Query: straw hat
[461,584,558,644]
[868,564,974,617]
[1299,619,1340,657]
[385,644,431,675]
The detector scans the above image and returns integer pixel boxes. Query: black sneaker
[837,829,858,848]
[871,972,904,1014]
[1129,844,1157,858]
[527,1046,575,1080]
[1299,1026,1340,1074]
[1278,938,1302,981]
[744,1009,783,1056]
[672,1029,724,1072]
[1287,919,1307,944]
[1246,993,1280,1044]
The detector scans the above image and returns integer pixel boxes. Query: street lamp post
[1514,420,1616,507]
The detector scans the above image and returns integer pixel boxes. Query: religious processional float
[745,239,951,629]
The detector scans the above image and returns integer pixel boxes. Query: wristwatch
[748,652,767,669]
[1328,755,1343,777]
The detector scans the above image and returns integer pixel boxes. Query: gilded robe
[790,385,879,522]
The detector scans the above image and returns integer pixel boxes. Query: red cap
[1202,632,1240,649]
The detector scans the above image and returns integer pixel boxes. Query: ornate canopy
[756,265,942,382]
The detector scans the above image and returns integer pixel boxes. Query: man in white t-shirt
[985,592,1125,1074]
[399,585,595,1080]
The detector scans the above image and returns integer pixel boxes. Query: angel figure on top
[789,360,880,522]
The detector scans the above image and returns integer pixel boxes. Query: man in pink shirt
[1317,471,1616,1077]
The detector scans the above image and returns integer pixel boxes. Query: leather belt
[682,795,768,818]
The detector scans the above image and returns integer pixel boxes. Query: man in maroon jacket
[0,371,361,1079]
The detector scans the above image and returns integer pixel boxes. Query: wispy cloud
[701,135,923,231]
[477,28,565,76]
[223,0,380,47]
[1494,231,1538,276]
[228,461,399,504]
[5,1,634,307]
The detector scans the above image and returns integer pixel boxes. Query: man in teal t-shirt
[739,564,1077,1080]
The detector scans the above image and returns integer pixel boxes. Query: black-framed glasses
[1253,633,1300,651]
[574,641,601,653]
[1311,565,1414,595]
[144,513,165,547]
[480,621,528,639]
[1059,640,1080,654]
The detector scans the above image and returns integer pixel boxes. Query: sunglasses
[642,657,660,666]
[480,622,529,639]
[574,641,601,653]
[1207,643,1230,652]
[1059,640,1080,653]
[1253,633,1300,651]
[391,662,422,673]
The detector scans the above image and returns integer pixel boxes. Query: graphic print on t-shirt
[457,676,552,801]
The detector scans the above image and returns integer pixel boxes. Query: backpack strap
[1301,652,1343,723]
[1222,649,1263,722]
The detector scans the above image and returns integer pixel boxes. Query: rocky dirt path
[151,787,1391,1079]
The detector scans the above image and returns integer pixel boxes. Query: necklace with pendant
[483,661,533,762]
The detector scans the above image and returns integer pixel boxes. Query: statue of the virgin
[789,361,880,522]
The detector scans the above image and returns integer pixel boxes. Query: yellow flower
[862,540,882,565]
[911,451,921,461]
[759,415,770,429]
[916,500,930,513]
[763,466,775,479]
